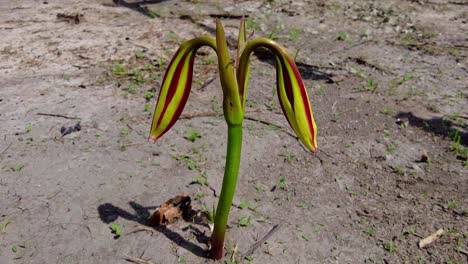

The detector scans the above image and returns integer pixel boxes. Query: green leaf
[13,165,24,172]
[239,199,248,209]
[112,65,126,75]
[191,173,207,185]
[135,50,145,58]
[367,79,375,92]
[185,130,201,142]
[195,192,204,200]
[238,216,251,227]
[278,175,286,190]
[246,17,255,31]
[365,227,376,236]
[144,91,155,100]
[336,32,347,41]
[2,218,9,233]
[289,28,300,42]
[201,203,215,223]
[12,245,17,253]
[110,223,122,238]
[386,241,395,253]
[128,84,137,94]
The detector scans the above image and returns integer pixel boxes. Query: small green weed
[1,218,9,233]
[418,256,425,264]
[239,199,248,209]
[119,128,129,137]
[314,85,325,96]
[144,91,155,100]
[386,146,396,153]
[185,130,201,142]
[13,165,24,172]
[128,84,137,94]
[280,151,296,163]
[383,130,391,137]
[367,79,375,92]
[289,28,300,42]
[144,103,154,115]
[381,108,395,116]
[365,227,377,236]
[278,175,286,190]
[135,50,145,58]
[201,203,215,223]
[211,96,222,114]
[246,17,255,31]
[449,131,468,162]
[110,223,122,238]
[195,192,204,201]
[385,241,395,253]
[398,73,413,86]
[336,32,347,41]
[238,215,251,227]
[112,65,126,75]
[131,68,144,84]
[447,200,462,209]
[191,172,208,186]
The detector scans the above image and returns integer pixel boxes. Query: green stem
[210,125,243,260]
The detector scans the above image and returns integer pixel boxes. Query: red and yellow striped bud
[237,38,318,152]
[149,37,216,142]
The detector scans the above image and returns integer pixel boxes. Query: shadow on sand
[97,201,210,258]
[112,0,170,18]
[111,1,334,82]
[396,111,467,147]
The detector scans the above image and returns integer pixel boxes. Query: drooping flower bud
[238,38,318,152]
[149,37,216,142]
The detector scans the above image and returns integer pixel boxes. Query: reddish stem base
[209,236,224,260]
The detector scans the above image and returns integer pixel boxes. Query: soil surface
[1,0,467,263]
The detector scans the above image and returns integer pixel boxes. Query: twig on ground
[0,142,12,157]
[243,224,280,258]
[180,112,222,120]
[124,225,155,236]
[244,116,297,139]
[37,112,80,120]
[328,39,373,55]
[124,256,155,264]
[419,228,444,248]
[199,76,217,90]
[231,243,238,262]
[349,56,396,75]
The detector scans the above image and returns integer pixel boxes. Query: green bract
[149,18,318,260]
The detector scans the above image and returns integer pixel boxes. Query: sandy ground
[0,0,467,263]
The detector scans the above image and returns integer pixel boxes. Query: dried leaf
[147,194,192,226]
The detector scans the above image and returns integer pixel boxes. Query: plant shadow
[97,201,210,258]
[396,111,467,146]
[110,3,333,82]
[112,0,170,18]
[180,16,334,82]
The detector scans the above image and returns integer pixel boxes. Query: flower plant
[149,18,318,260]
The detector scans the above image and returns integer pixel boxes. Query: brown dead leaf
[56,13,83,24]
[147,194,192,226]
